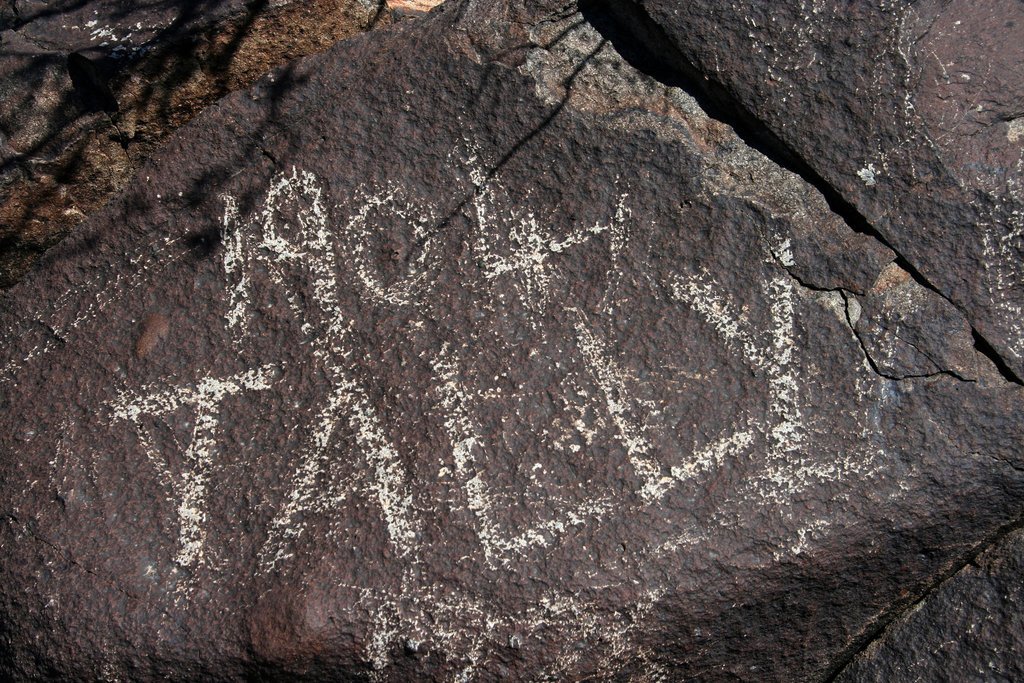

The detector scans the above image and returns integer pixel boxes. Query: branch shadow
[0,0,387,288]
[405,12,603,259]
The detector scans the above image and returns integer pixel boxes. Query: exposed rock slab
[1,0,1023,680]
[614,0,1024,380]
[836,527,1024,682]
[0,0,388,288]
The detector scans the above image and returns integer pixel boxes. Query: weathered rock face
[837,527,1024,682]
[0,0,1022,680]
[0,0,389,288]
[611,0,1024,381]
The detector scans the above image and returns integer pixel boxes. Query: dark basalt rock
[0,0,1022,680]
[836,527,1024,682]
[0,0,389,289]
[611,0,1024,381]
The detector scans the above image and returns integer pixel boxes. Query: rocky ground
[0,0,1022,680]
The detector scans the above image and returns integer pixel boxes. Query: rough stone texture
[0,0,389,288]
[836,526,1024,682]
[0,0,1022,680]
[620,0,1024,380]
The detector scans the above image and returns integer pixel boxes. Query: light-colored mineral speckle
[857,163,877,186]
[1008,118,1024,143]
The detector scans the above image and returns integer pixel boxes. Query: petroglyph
[664,258,803,501]
[571,310,668,500]
[203,156,680,665]
[108,365,279,567]
[222,167,423,567]
[84,146,833,669]
[259,385,360,573]
[432,341,615,567]
[228,151,642,575]
[351,566,667,679]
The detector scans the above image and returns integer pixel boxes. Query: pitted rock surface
[611,0,1024,381]
[0,0,389,288]
[1,1,1023,680]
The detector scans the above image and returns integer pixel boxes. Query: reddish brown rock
[134,312,170,359]
[0,0,389,288]
[0,0,1022,680]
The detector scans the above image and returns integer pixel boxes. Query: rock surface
[0,0,389,288]
[0,0,1022,680]
[836,527,1024,682]
[610,0,1024,381]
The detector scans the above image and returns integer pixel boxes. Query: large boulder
[1,0,1022,679]
[0,0,389,288]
